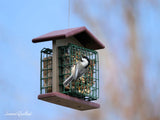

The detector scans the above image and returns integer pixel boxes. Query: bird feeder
[32,26,105,111]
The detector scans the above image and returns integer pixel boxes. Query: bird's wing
[73,61,81,80]
[71,65,75,74]
[73,63,79,80]
[72,64,78,80]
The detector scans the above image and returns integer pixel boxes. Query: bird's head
[80,56,90,68]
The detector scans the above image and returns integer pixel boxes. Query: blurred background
[0,0,160,120]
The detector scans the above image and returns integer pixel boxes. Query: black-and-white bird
[63,56,90,87]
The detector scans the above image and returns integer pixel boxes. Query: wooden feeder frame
[32,26,105,111]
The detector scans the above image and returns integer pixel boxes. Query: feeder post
[52,40,59,92]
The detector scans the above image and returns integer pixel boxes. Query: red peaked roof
[32,26,105,50]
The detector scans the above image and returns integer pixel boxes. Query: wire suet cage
[40,48,53,94]
[58,44,99,101]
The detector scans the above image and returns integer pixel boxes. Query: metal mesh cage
[58,43,99,101]
[40,48,53,94]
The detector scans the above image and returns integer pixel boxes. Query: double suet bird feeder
[32,26,105,111]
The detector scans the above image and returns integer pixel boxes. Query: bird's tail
[63,75,74,87]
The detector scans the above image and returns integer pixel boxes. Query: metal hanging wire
[68,0,70,28]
